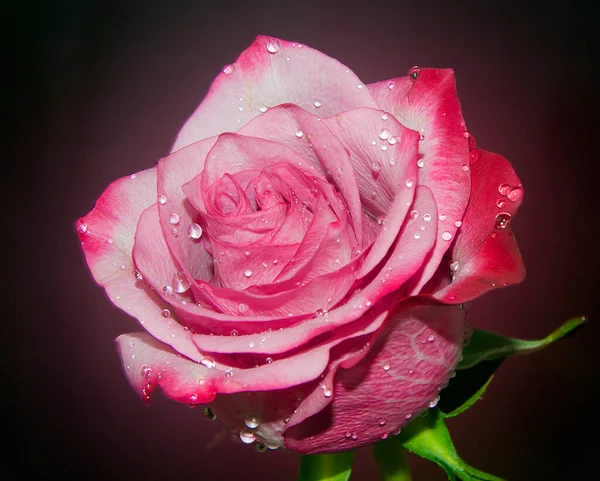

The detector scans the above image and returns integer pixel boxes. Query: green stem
[373,439,413,481]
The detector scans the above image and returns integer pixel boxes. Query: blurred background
[3,1,598,479]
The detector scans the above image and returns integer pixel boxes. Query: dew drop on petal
[372,161,381,172]
[498,183,511,196]
[417,159,425,168]
[388,135,397,145]
[507,187,523,202]
[188,223,203,240]
[173,272,190,293]
[413,232,421,240]
[240,431,256,444]
[379,128,390,140]
[223,64,235,75]
[423,213,432,222]
[76,219,87,235]
[469,148,482,164]
[389,158,396,166]
[405,179,414,188]
[313,100,322,108]
[266,39,280,53]
[496,199,507,209]
[383,364,390,371]
[171,228,178,237]
[387,80,396,89]
[454,220,463,228]
[200,356,216,369]
[244,269,252,278]
[381,113,389,120]
[158,195,167,205]
[409,66,421,80]
[461,165,469,172]
[245,416,260,429]
[495,212,512,229]
[378,417,387,426]
[323,388,332,398]
[410,210,419,220]
[161,308,171,318]
[377,215,387,225]
[163,285,174,296]
[295,130,304,138]
[169,213,180,225]
[441,231,453,241]
[449,261,460,272]
[238,303,249,314]
[429,395,440,408]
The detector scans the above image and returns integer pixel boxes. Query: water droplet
[381,113,389,120]
[405,179,414,188]
[266,39,280,53]
[76,219,87,235]
[230,329,239,336]
[313,100,322,108]
[410,210,419,220]
[163,285,174,296]
[265,357,273,364]
[494,212,512,229]
[134,270,144,281]
[283,416,291,424]
[295,130,304,138]
[372,161,381,172]
[454,220,463,228]
[380,144,388,151]
[469,148,482,164]
[201,406,215,421]
[171,228,178,237]
[168,213,180,225]
[255,443,267,453]
[188,223,203,240]
[323,388,332,397]
[378,417,387,426]
[337,167,343,177]
[173,272,190,293]
[380,432,388,440]
[379,128,390,140]
[417,159,425,168]
[422,213,432,222]
[427,334,435,342]
[238,303,249,314]
[388,135,397,145]
[409,66,421,80]
[158,195,167,205]
[429,395,440,408]
[449,260,459,272]
[223,64,234,75]
[240,430,256,444]
[244,269,252,278]
[161,308,171,318]
[387,80,396,89]
[188,393,198,404]
[365,298,372,307]
[383,364,390,371]
[200,356,215,369]
[244,416,260,429]
[442,231,453,241]
[413,232,421,240]
[389,158,396,166]
[496,199,506,208]
[405,413,412,419]
[238,106,244,112]
[130,173,137,179]
[248,341,255,348]
[507,186,523,202]
[224,369,233,378]
[498,183,511,196]
[377,215,387,225]
[315,309,326,316]
[351,433,358,440]
[461,165,469,172]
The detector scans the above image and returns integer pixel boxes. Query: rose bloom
[77,36,525,454]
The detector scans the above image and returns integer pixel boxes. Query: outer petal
[76,168,203,362]
[434,149,526,303]
[172,36,377,152]
[284,303,465,454]
[369,70,471,292]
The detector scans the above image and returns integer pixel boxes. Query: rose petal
[157,137,217,283]
[171,36,377,152]
[284,303,464,454]
[192,186,438,355]
[369,70,471,292]
[239,104,364,244]
[76,168,203,362]
[434,149,526,303]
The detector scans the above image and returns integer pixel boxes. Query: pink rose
[77,36,525,454]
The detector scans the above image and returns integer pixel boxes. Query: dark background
[3,1,598,480]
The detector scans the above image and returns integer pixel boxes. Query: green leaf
[458,316,588,370]
[373,436,413,481]
[399,409,504,481]
[438,361,499,418]
[297,451,355,481]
